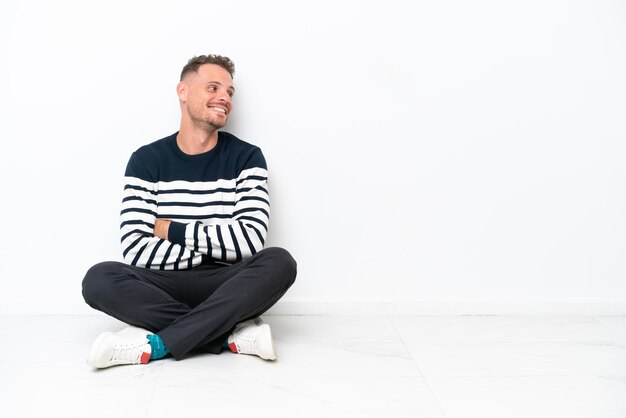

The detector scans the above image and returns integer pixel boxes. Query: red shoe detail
[140,351,151,364]
[229,342,238,353]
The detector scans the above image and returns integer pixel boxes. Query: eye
[228,90,234,98]
[208,85,217,92]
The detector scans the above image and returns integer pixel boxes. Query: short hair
[180,55,235,80]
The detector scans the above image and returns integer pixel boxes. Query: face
[178,64,235,130]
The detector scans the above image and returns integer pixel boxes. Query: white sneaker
[87,327,152,368]
[117,326,152,338]
[227,318,276,361]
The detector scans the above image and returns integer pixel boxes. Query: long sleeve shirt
[120,131,269,270]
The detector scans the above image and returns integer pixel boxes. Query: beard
[187,103,228,130]
[205,113,227,129]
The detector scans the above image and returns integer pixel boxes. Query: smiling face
[177,63,235,130]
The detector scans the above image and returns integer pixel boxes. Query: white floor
[1,315,626,418]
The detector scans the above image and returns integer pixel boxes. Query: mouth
[209,106,228,116]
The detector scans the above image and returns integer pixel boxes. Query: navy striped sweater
[120,131,269,270]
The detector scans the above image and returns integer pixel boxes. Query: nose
[217,91,231,104]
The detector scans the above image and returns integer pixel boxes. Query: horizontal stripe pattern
[120,167,269,270]
[180,167,269,261]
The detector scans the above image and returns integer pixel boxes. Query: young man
[82,55,296,368]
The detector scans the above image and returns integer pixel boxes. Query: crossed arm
[121,169,269,268]
[122,146,269,269]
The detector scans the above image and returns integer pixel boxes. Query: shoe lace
[111,342,146,364]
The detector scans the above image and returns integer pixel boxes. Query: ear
[176,81,187,102]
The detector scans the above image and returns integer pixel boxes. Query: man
[82,55,296,368]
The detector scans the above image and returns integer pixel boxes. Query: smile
[209,107,227,114]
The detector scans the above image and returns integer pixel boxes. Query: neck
[177,117,219,155]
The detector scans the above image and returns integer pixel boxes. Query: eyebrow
[206,81,235,92]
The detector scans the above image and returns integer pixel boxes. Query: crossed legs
[82,247,296,360]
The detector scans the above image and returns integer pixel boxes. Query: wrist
[154,219,171,240]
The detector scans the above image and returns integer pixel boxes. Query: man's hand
[154,219,171,240]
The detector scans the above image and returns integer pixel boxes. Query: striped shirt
[120,131,269,270]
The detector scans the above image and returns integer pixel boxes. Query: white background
[0,0,624,315]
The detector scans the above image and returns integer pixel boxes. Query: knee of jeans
[265,247,297,287]
[82,261,118,305]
